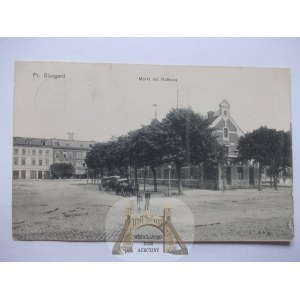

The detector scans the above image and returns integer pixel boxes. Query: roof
[13,137,52,147]
[219,99,231,107]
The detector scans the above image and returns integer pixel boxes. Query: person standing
[137,192,143,213]
[144,191,151,210]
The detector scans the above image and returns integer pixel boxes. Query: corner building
[13,137,53,179]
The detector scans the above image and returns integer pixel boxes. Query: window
[68,152,73,158]
[22,148,26,155]
[55,152,60,158]
[39,159,43,166]
[82,162,86,167]
[63,152,67,159]
[32,149,36,156]
[55,142,60,146]
[32,158,36,166]
[14,148,19,155]
[82,152,86,159]
[42,140,46,146]
[223,127,229,138]
[77,152,81,159]
[45,158,49,166]
[76,160,81,167]
[30,170,37,179]
[39,149,43,156]
[89,144,93,148]
[13,170,19,179]
[14,157,18,165]
[21,170,26,179]
[45,150,49,156]
[237,167,244,180]
[21,158,26,165]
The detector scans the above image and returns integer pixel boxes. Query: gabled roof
[219,99,231,107]
[210,115,244,137]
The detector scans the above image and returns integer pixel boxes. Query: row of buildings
[13,100,264,189]
[13,133,95,180]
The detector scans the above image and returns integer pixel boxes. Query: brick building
[133,100,259,190]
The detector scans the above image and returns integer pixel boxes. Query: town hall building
[134,100,259,190]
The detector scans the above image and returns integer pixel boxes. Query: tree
[267,130,292,190]
[128,120,165,192]
[161,107,224,194]
[85,142,109,182]
[237,126,292,190]
[50,163,75,179]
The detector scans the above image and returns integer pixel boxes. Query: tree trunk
[274,173,278,190]
[151,166,158,192]
[258,164,262,191]
[134,167,138,188]
[221,166,226,192]
[143,168,146,191]
[176,165,183,195]
[270,174,273,188]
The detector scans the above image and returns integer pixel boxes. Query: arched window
[224,127,228,138]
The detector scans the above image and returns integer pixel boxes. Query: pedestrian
[144,191,151,210]
[137,192,143,213]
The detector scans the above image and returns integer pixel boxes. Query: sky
[13,61,291,142]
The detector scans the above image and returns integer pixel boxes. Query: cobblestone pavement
[12,180,293,242]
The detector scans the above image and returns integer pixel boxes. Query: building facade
[13,137,53,179]
[52,137,95,177]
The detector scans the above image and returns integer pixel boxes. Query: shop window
[237,167,244,180]
[30,170,37,179]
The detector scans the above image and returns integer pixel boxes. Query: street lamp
[168,164,172,196]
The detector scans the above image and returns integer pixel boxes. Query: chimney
[207,111,214,123]
[67,131,74,140]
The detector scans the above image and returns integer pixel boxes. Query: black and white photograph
[12,61,293,247]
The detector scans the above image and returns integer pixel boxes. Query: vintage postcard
[12,61,293,253]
